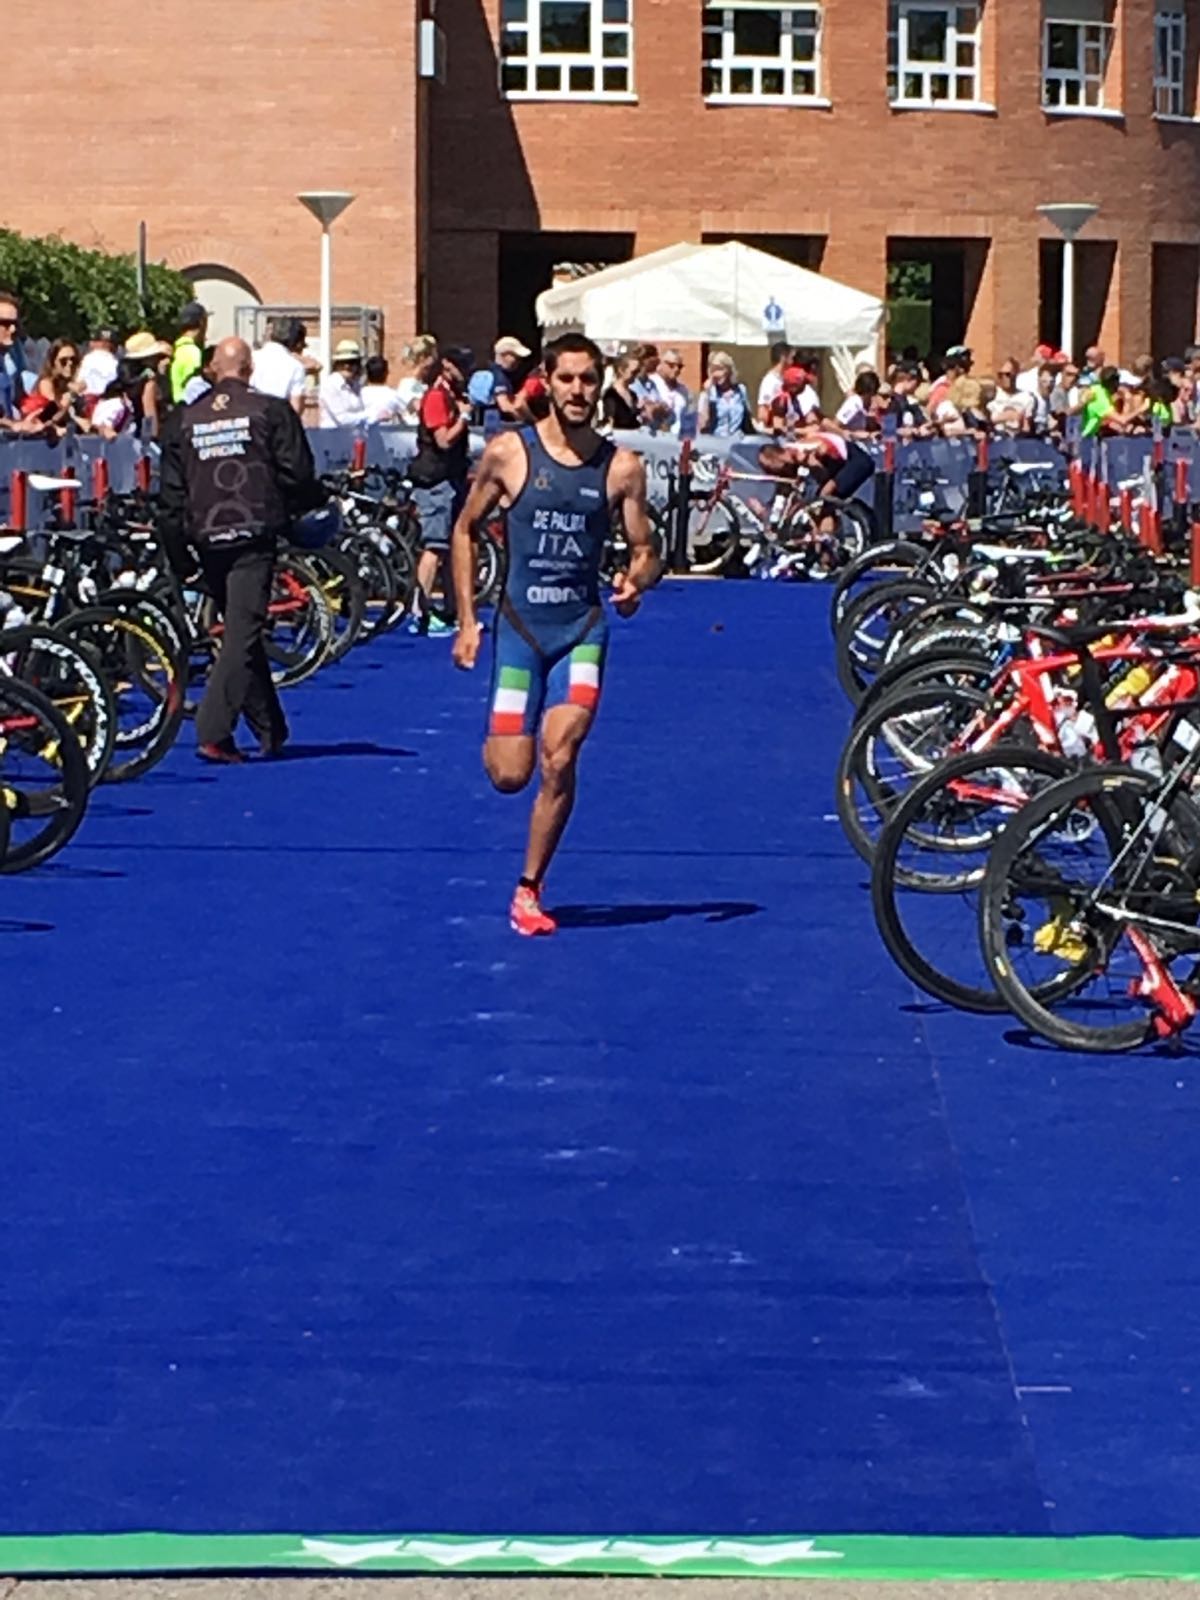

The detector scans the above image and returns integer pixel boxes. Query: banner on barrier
[2,419,1192,534]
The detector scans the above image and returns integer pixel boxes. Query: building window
[1155,9,1187,116]
[887,3,982,107]
[702,2,823,102]
[1043,16,1114,109]
[500,0,633,97]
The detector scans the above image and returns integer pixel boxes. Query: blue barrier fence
[3,423,1197,536]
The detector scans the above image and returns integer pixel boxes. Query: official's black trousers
[195,540,287,749]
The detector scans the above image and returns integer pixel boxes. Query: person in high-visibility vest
[169,301,209,404]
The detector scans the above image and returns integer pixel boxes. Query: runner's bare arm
[609,447,659,614]
[451,432,521,669]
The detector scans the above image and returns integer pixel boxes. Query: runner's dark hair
[543,332,604,377]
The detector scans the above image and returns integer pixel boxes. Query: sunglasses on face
[57,355,78,368]
[0,317,17,330]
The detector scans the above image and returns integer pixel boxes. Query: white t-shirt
[660,380,690,435]
[92,395,133,433]
[757,369,785,412]
[251,341,306,405]
[78,348,118,397]
[1015,365,1042,396]
[395,376,426,426]
[836,394,868,430]
[360,383,404,424]
[989,389,1036,426]
[319,372,367,428]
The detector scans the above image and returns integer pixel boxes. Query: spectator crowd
[1,271,1197,457]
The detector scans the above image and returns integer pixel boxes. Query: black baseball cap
[441,345,473,373]
[179,300,209,326]
[1163,356,1188,374]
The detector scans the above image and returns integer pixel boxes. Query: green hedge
[0,229,192,343]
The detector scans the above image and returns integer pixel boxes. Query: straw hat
[122,331,171,362]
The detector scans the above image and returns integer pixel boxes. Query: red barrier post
[672,438,694,573]
[135,453,152,493]
[1095,476,1111,535]
[58,467,77,528]
[92,457,110,506]
[9,469,27,531]
[1176,456,1192,543]
[351,435,368,473]
[967,433,989,519]
[1140,500,1164,556]
[1069,457,1087,520]
[1191,522,1200,587]
[1119,486,1134,535]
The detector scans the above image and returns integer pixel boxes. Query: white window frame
[500,0,635,101]
[1042,16,1115,112]
[1155,9,1187,118]
[887,2,984,110]
[702,2,826,106]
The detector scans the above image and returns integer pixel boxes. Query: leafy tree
[0,229,192,342]
[887,260,933,303]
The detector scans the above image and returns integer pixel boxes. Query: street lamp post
[296,191,356,377]
[1037,203,1099,359]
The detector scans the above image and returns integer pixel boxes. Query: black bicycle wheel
[0,675,90,873]
[835,680,990,864]
[265,554,334,686]
[303,546,368,662]
[829,540,927,637]
[872,745,1073,1013]
[0,623,117,785]
[341,532,397,642]
[55,607,185,784]
[835,578,941,704]
[980,766,1200,1051]
[853,654,998,728]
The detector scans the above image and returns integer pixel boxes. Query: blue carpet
[3,583,1197,1538]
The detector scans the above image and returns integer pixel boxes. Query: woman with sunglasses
[21,339,84,428]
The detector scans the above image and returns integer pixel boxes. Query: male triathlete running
[451,332,659,936]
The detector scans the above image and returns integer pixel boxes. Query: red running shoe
[510,884,557,937]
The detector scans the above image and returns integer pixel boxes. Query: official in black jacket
[160,337,329,763]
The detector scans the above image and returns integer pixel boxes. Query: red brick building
[8,0,1200,371]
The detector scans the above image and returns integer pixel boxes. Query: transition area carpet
[4,583,1198,1577]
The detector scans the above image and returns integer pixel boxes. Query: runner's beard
[551,392,598,432]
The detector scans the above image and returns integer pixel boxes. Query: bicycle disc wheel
[871,745,1072,1013]
[980,766,1200,1051]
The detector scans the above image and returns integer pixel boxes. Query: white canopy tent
[535,240,884,391]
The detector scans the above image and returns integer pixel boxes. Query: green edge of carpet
[1,1533,1200,1579]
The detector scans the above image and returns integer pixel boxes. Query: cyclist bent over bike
[451,333,659,936]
